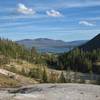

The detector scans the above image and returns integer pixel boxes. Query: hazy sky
[0,0,100,41]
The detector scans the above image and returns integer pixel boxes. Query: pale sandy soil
[0,83,100,100]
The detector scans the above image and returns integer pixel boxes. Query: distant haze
[17,38,87,53]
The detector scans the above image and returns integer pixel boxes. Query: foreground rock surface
[0,83,100,100]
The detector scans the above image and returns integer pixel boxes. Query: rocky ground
[0,83,100,100]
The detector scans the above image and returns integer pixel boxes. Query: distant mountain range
[16,38,87,53]
[80,33,100,51]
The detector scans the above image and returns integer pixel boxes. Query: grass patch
[0,74,20,88]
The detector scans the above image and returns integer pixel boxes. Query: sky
[0,0,100,41]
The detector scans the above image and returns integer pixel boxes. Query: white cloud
[17,3,36,15]
[79,21,94,26]
[46,10,62,17]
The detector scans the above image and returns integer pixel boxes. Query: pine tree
[49,71,58,83]
[58,71,66,83]
[42,67,48,83]
[66,67,71,83]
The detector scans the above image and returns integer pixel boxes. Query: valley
[0,34,100,100]
[1,0,100,99]
[17,38,87,53]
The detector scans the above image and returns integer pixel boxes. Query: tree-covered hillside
[58,48,100,73]
[57,34,100,74]
[0,38,31,60]
[0,38,42,66]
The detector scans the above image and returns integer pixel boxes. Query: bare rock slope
[0,83,100,100]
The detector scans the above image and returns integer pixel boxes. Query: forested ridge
[0,38,31,58]
[79,34,100,51]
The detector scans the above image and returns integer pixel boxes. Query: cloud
[52,1,100,9]
[46,10,62,17]
[79,21,94,26]
[17,3,36,15]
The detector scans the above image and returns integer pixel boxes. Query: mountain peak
[80,33,100,51]
[34,38,53,41]
[93,33,100,39]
